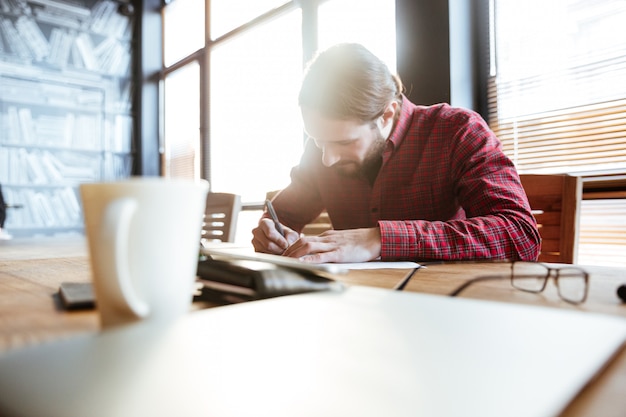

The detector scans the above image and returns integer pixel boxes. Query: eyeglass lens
[555,267,588,303]
[511,262,549,292]
[511,262,587,303]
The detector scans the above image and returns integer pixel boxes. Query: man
[252,43,540,263]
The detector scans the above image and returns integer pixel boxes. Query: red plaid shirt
[269,97,540,262]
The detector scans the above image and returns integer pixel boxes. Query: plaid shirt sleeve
[378,105,540,262]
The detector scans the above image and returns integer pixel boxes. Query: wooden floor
[0,234,87,261]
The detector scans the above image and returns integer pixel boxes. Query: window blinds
[488,0,626,175]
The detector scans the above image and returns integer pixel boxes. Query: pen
[265,199,285,237]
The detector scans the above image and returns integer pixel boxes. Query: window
[209,9,303,201]
[210,0,288,39]
[489,0,626,174]
[163,62,200,179]
[163,0,204,67]
[489,0,626,266]
[317,0,396,72]
[162,0,396,243]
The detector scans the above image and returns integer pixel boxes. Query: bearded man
[252,43,539,263]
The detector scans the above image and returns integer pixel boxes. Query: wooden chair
[266,190,333,236]
[519,174,582,264]
[201,192,242,244]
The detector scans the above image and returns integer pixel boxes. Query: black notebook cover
[196,258,343,303]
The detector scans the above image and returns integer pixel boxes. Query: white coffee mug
[80,177,209,329]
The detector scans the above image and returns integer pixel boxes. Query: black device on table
[58,257,342,309]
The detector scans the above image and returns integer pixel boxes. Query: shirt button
[371,207,378,213]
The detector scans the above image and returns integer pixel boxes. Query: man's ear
[381,101,398,128]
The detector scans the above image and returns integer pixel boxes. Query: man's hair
[298,43,404,122]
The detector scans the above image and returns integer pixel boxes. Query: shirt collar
[386,95,415,150]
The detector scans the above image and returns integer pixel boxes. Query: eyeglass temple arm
[394,267,421,291]
[449,275,510,297]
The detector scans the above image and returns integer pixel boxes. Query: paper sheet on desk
[329,261,420,270]
[201,247,419,273]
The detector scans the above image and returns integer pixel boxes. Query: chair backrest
[201,192,242,244]
[519,174,582,264]
[265,190,333,236]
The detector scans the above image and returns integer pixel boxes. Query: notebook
[0,286,625,417]
[201,246,350,274]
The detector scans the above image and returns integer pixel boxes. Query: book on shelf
[17,108,35,144]
[69,41,84,69]
[35,114,66,145]
[3,148,25,184]
[95,37,127,76]
[54,152,100,181]
[28,0,91,19]
[107,114,132,152]
[73,32,98,71]
[2,105,103,148]
[2,186,82,229]
[33,191,56,226]
[1,146,99,185]
[0,25,5,53]
[63,112,75,146]
[15,15,50,62]
[0,17,32,60]
[117,80,133,112]
[21,190,44,226]
[89,0,116,34]
[103,153,132,180]
[40,151,65,182]
[46,27,74,68]
[75,87,104,107]
[0,0,29,16]
[0,147,8,182]
[6,106,21,142]
[90,0,131,38]
[24,150,49,184]
[59,186,80,223]
[33,7,82,30]
[48,192,70,225]
[72,113,101,150]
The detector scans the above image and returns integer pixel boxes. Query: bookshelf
[0,0,134,237]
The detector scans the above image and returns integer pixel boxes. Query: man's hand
[251,218,300,254]
[282,227,382,263]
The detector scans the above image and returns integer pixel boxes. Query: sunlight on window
[163,0,205,67]
[210,0,289,39]
[579,199,626,268]
[318,0,396,72]
[494,0,626,121]
[164,62,200,179]
[210,10,303,201]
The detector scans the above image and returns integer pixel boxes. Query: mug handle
[100,197,150,318]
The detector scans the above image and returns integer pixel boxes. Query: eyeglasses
[449,261,589,304]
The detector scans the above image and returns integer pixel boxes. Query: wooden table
[1,236,625,417]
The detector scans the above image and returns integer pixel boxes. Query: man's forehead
[302,108,369,142]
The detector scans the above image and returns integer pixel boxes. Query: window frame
[160,1,316,205]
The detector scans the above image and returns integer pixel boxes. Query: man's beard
[332,132,386,180]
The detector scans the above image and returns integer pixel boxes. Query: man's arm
[379,110,540,262]
[378,209,539,262]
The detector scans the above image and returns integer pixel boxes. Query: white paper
[329,261,421,270]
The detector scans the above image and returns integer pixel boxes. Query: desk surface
[1,236,626,417]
